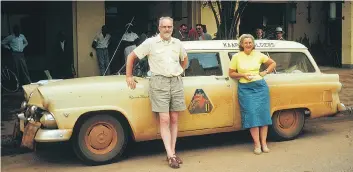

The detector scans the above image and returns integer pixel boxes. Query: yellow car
[14,40,347,165]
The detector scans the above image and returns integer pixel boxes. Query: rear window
[228,52,316,73]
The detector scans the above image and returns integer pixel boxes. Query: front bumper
[35,128,72,142]
[18,118,72,143]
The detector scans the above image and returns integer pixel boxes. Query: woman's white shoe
[254,147,262,155]
[262,145,270,153]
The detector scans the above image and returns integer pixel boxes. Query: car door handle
[215,76,229,81]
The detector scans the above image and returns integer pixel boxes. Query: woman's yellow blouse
[229,51,269,83]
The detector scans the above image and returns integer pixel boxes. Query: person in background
[188,28,198,41]
[122,23,139,64]
[275,27,285,40]
[53,31,73,79]
[196,24,212,40]
[228,34,276,155]
[92,25,111,76]
[174,24,188,41]
[1,25,32,84]
[255,28,266,40]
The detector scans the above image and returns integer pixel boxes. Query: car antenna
[103,16,135,76]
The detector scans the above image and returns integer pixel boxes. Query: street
[1,115,353,172]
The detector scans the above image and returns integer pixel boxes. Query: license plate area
[21,121,41,150]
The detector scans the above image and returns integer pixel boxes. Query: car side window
[228,52,315,73]
[266,52,315,73]
[185,52,222,76]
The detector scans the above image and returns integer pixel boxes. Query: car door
[176,51,235,132]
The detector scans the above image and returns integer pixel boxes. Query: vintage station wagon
[14,40,347,165]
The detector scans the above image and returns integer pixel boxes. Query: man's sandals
[167,155,183,168]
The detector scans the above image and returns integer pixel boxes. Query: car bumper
[18,118,72,143]
[35,128,72,142]
[337,103,347,112]
[336,103,353,115]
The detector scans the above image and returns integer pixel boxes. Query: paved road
[1,115,353,172]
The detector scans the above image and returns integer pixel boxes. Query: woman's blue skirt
[237,79,272,129]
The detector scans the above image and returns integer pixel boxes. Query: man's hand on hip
[126,76,137,89]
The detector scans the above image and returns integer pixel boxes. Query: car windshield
[115,58,150,77]
[229,51,316,73]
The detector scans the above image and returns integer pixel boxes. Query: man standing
[196,24,212,40]
[275,27,285,40]
[125,16,188,169]
[122,23,139,64]
[92,25,111,76]
[174,24,188,41]
[53,31,73,79]
[1,25,32,84]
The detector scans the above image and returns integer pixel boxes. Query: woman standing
[229,34,276,155]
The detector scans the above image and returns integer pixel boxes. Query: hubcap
[278,110,296,129]
[85,122,118,155]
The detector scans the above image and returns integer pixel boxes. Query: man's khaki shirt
[133,35,187,77]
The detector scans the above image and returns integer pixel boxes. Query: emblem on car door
[188,89,213,114]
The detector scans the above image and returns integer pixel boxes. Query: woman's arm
[229,69,253,81]
[259,58,277,76]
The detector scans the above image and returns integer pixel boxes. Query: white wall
[287,1,326,44]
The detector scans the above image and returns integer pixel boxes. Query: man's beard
[161,32,172,39]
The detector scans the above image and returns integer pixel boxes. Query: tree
[202,0,248,40]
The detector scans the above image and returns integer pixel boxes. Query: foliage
[202,0,248,40]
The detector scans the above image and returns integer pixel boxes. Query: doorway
[239,3,287,40]
[105,1,150,73]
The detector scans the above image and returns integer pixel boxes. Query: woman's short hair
[238,34,255,51]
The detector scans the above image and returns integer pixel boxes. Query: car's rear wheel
[73,114,127,165]
[270,109,305,141]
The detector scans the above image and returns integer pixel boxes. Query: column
[188,1,201,28]
[342,2,353,68]
[72,1,106,77]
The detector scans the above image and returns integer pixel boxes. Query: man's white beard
[161,32,172,40]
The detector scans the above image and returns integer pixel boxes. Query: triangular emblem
[188,89,213,114]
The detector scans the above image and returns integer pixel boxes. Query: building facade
[1,1,352,80]
[201,1,353,69]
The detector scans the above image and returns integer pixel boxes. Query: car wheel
[269,109,305,141]
[73,114,127,165]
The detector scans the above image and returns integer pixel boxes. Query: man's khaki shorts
[149,75,186,113]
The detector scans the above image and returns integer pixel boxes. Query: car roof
[181,40,308,50]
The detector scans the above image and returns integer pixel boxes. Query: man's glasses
[160,26,173,29]
[196,28,202,30]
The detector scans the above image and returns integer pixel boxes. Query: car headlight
[40,112,58,129]
[20,101,27,111]
[29,105,38,114]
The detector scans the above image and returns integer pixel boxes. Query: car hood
[23,75,134,102]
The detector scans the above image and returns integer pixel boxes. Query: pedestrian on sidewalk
[92,25,111,76]
[1,25,32,85]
